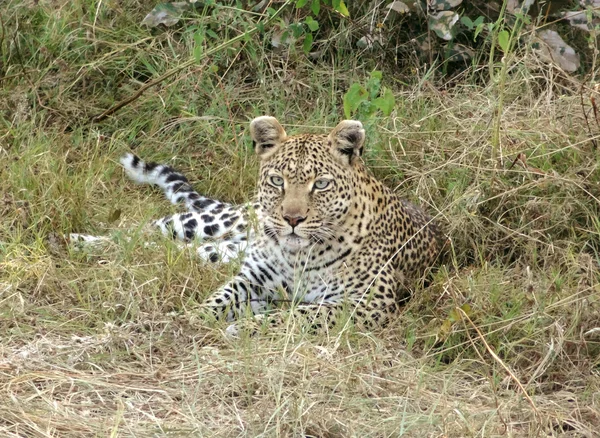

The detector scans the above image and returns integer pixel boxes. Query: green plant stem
[489,0,510,165]
[490,2,526,166]
[90,0,292,123]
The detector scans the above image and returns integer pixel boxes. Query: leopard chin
[280,234,311,252]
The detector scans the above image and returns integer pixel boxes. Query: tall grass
[1,1,598,436]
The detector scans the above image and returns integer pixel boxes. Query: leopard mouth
[264,221,311,252]
[280,233,310,252]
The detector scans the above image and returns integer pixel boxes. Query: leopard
[75,116,442,333]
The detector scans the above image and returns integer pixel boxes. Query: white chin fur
[280,235,310,252]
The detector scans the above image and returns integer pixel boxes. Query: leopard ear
[328,120,365,165]
[250,116,287,160]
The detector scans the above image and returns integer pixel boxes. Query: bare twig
[580,79,598,150]
[457,307,540,420]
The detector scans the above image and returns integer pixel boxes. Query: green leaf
[311,0,320,15]
[363,101,377,118]
[366,71,382,99]
[107,209,122,223]
[448,303,473,322]
[373,87,395,116]
[334,0,350,17]
[343,83,368,119]
[303,33,314,54]
[474,21,485,40]
[193,30,205,62]
[296,0,309,7]
[290,22,304,38]
[370,70,383,80]
[498,29,510,52]
[305,16,319,31]
[460,15,473,30]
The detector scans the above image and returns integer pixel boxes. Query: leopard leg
[223,268,400,336]
[199,244,286,321]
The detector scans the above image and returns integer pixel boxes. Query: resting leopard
[75,117,442,332]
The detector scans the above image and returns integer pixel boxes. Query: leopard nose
[283,215,306,227]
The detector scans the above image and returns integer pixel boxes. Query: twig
[580,79,598,150]
[461,313,509,435]
[591,94,599,130]
[0,14,5,60]
[90,0,292,123]
[457,307,540,420]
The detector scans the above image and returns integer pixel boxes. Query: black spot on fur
[171,182,184,193]
[204,224,220,236]
[131,155,140,168]
[257,266,273,282]
[209,252,219,263]
[166,173,188,183]
[159,165,174,175]
[185,219,198,229]
[194,199,215,210]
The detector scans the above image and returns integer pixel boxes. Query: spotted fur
[121,117,442,332]
[119,153,254,263]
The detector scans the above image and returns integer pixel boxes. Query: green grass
[1,1,599,436]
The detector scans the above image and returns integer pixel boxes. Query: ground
[1,1,599,437]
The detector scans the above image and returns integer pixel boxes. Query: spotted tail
[120,153,255,249]
[120,153,219,214]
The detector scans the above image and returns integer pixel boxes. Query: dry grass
[1,1,599,436]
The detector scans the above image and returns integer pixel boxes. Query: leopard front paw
[225,314,268,338]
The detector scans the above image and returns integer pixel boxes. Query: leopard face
[250,117,366,253]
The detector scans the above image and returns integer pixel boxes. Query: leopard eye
[269,175,284,187]
[313,179,331,190]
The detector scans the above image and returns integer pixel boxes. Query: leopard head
[250,116,365,253]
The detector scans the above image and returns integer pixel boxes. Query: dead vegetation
[1,1,599,436]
